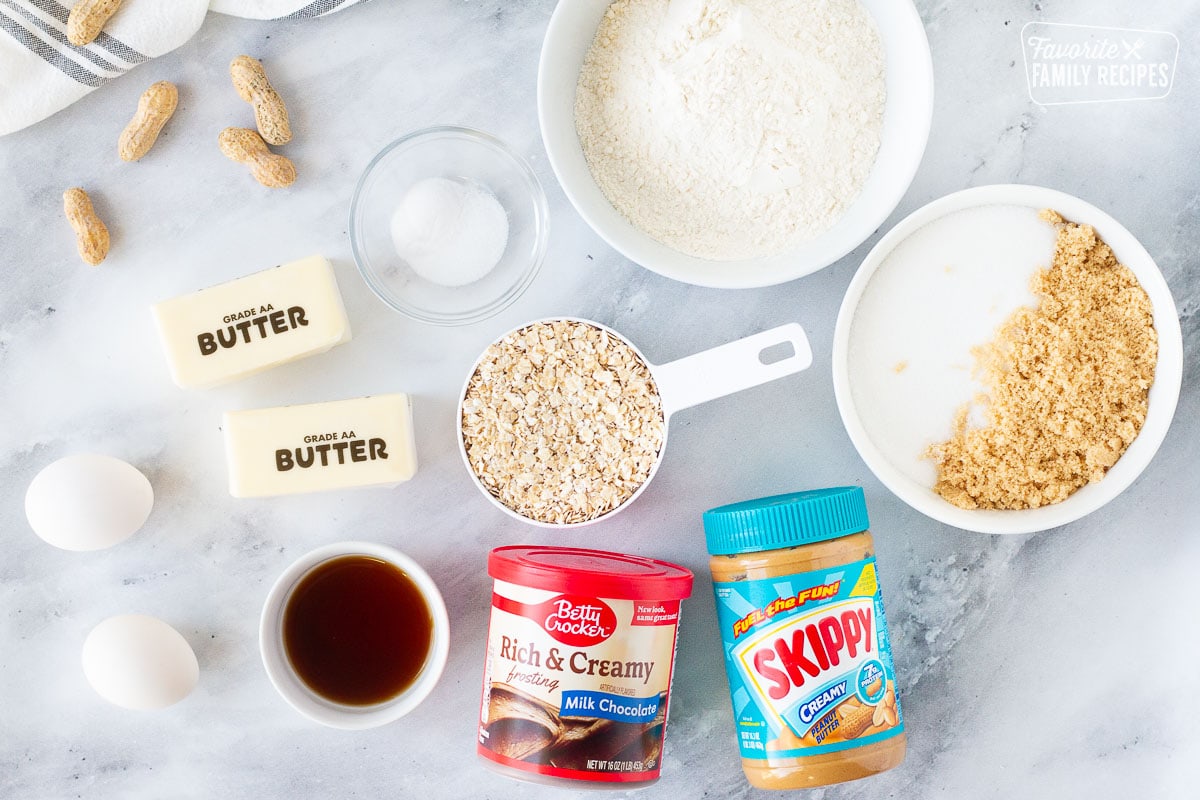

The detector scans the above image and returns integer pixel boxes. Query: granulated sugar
[575,0,885,261]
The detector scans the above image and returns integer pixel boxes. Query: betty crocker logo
[540,595,618,646]
[491,592,620,646]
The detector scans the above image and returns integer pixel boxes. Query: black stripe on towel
[25,0,64,22]
[0,7,104,86]
[279,0,354,19]
[0,0,123,73]
[25,0,148,63]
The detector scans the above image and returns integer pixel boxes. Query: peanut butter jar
[704,487,906,790]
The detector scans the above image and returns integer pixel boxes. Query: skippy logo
[732,598,875,735]
[492,593,618,646]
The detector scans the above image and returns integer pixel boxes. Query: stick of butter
[223,394,418,498]
[152,255,351,389]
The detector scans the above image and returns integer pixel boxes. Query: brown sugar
[928,209,1157,510]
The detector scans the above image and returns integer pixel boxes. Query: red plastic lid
[488,546,693,601]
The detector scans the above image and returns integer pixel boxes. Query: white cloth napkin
[0,0,370,136]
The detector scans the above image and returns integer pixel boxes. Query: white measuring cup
[457,317,813,528]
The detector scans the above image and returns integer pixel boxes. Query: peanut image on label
[767,680,899,750]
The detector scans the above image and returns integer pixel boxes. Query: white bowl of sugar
[538,0,933,288]
[832,185,1184,534]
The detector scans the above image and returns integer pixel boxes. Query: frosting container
[704,487,906,789]
[477,546,693,787]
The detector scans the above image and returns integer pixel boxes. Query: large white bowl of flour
[538,0,933,288]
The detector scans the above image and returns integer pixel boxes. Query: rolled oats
[461,320,665,524]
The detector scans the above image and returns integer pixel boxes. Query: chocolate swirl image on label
[482,684,666,772]
[482,686,563,760]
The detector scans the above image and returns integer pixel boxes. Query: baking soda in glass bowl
[350,127,548,326]
[389,177,509,287]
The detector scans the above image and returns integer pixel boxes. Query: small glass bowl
[349,127,549,326]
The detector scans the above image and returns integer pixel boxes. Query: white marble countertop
[2,1,1197,797]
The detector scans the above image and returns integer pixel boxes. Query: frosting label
[478,580,682,782]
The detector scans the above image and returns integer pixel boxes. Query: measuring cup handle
[654,323,813,414]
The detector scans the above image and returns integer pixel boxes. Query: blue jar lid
[703,487,870,555]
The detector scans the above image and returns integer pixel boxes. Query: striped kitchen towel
[0,0,371,136]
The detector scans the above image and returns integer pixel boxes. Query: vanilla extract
[283,555,432,706]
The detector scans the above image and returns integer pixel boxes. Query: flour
[575,0,885,261]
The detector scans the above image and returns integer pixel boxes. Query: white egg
[25,454,154,551]
[82,615,199,710]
